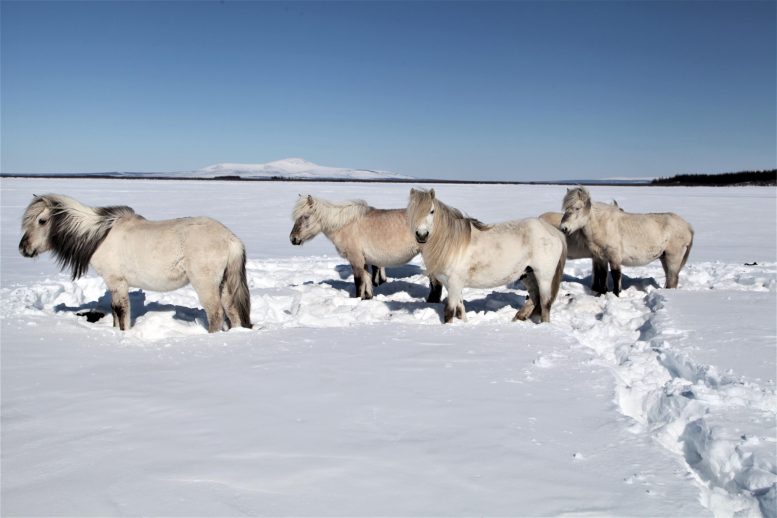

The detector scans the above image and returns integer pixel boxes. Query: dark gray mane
[40,196,136,279]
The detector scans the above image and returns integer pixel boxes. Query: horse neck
[422,207,472,276]
[48,199,135,279]
[314,200,368,235]
[581,204,610,243]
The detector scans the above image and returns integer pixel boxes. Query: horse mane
[408,189,490,276]
[24,194,136,279]
[293,195,372,233]
[562,186,592,211]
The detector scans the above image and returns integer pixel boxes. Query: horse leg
[610,266,622,296]
[351,261,372,300]
[515,270,539,321]
[190,277,225,333]
[660,252,681,289]
[426,276,443,303]
[591,258,608,295]
[456,302,467,321]
[443,282,463,324]
[220,288,238,330]
[370,265,386,287]
[108,281,130,331]
[538,278,554,323]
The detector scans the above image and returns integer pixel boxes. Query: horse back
[350,208,418,265]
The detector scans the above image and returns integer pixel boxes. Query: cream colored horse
[539,199,621,295]
[560,186,693,295]
[289,195,442,302]
[19,194,251,332]
[407,188,566,324]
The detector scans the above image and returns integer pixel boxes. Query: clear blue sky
[2,1,775,180]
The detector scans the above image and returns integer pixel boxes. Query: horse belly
[127,270,189,292]
[362,242,417,267]
[465,251,524,288]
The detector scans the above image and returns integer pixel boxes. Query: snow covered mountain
[188,158,413,180]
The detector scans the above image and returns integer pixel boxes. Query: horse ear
[307,195,313,206]
[429,188,435,199]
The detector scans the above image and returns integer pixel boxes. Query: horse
[289,194,442,302]
[539,199,621,295]
[406,188,567,324]
[559,186,693,295]
[19,194,251,332]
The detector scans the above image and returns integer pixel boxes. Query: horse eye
[430,208,435,214]
[38,218,47,225]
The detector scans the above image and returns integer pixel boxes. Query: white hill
[188,158,412,180]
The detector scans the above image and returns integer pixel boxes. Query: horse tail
[224,238,252,328]
[551,234,567,303]
[680,226,694,271]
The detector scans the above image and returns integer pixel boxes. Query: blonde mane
[562,186,592,212]
[407,189,490,276]
[292,195,372,234]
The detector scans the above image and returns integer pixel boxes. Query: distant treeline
[651,170,776,186]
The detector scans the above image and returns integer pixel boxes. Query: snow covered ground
[1,178,775,516]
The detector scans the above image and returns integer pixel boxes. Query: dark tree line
[651,170,776,186]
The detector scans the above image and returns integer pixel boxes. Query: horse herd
[18,187,693,332]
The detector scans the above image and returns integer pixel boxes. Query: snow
[191,157,413,180]
[1,178,775,516]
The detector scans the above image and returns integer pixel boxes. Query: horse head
[407,188,436,244]
[560,186,592,235]
[289,194,322,245]
[19,195,54,258]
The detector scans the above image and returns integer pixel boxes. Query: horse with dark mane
[19,194,251,332]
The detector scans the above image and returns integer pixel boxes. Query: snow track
[2,255,775,516]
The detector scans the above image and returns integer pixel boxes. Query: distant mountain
[187,158,413,180]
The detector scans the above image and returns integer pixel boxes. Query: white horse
[406,188,567,324]
[290,194,442,302]
[19,194,251,332]
[559,186,693,295]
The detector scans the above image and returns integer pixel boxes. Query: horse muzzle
[415,231,429,244]
[290,235,302,246]
[19,244,38,258]
[18,237,38,257]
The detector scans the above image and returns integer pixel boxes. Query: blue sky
[1,1,775,180]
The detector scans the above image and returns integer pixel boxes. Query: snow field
[1,178,775,516]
